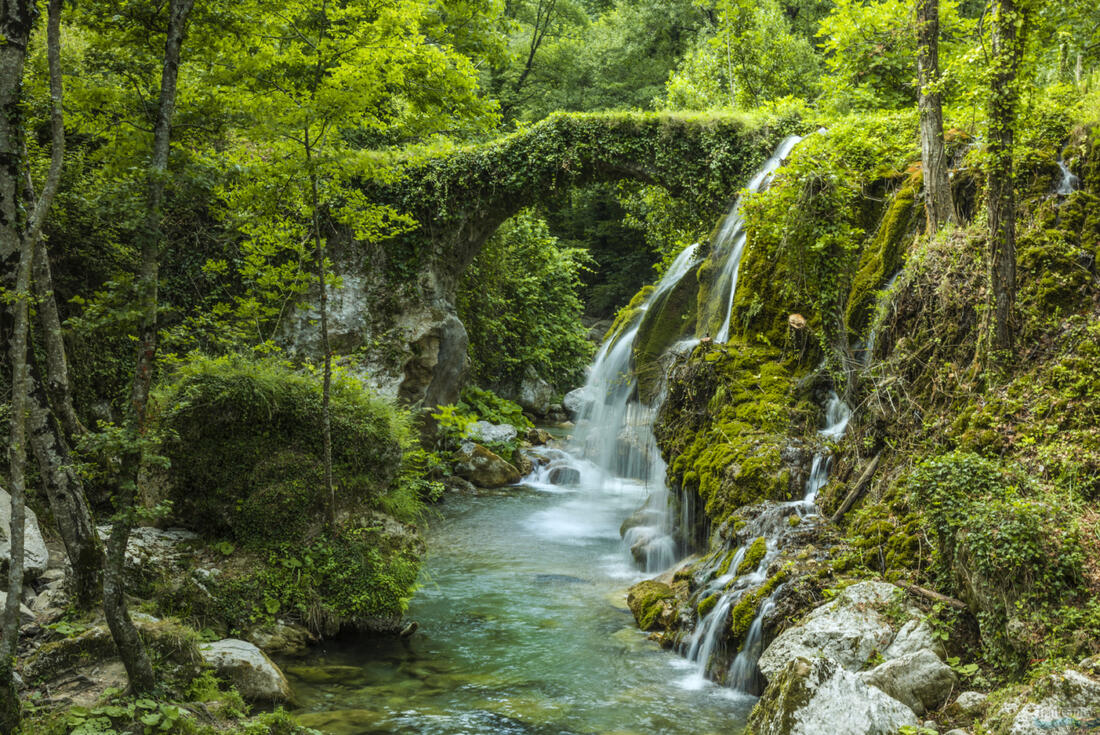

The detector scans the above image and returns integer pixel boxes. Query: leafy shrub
[155,355,405,542]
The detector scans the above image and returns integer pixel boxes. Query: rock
[923,722,938,731]
[453,442,521,488]
[944,730,969,735]
[467,420,518,446]
[524,427,552,445]
[884,618,943,660]
[30,585,68,623]
[749,656,919,735]
[861,648,957,715]
[990,668,1100,735]
[442,475,477,493]
[586,319,612,343]
[517,370,553,416]
[562,387,589,418]
[248,622,316,657]
[946,691,987,719]
[758,582,910,680]
[0,592,36,626]
[511,451,534,477]
[199,639,291,703]
[0,489,50,580]
[626,580,677,632]
[547,466,580,486]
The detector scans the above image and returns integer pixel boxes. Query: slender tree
[104,0,196,693]
[916,0,957,232]
[23,0,105,612]
[985,0,1032,355]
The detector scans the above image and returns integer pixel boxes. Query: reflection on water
[287,482,754,734]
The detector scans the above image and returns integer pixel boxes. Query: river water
[288,477,754,734]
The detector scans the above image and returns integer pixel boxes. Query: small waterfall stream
[1057,158,1080,196]
[678,391,851,692]
[713,135,803,343]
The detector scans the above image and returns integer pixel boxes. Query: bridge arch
[307,112,797,407]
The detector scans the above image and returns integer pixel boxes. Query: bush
[155,355,405,543]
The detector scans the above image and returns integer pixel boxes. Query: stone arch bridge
[285,111,795,409]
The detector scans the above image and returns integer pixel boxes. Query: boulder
[861,648,957,715]
[199,638,291,703]
[467,421,518,446]
[758,582,908,680]
[884,618,942,660]
[749,656,919,735]
[248,622,316,657]
[946,691,987,719]
[0,489,50,580]
[990,668,1100,735]
[501,367,553,416]
[453,442,521,488]
[0,592,36,626]
[524,427,552,445]
[626,580,677,632]
[547,466,580,486]
[562,387,589,418]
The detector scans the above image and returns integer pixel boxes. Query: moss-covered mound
[654,341,815,533]
[157,355,405,543]
[152,356,423,637]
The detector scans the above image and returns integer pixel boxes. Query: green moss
[697,593,719,618]
[604,285,654,344]
[655,340,814,530]
[736,537,768,577]
[715,549,739,577]
[633,262,700,402]
[627,580,677,632]
[843,172,920,338]
[729,567,789,643]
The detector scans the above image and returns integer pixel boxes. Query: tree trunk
[916,0,956,232]
[28,360,102,609]
[34,244,84,440]
[105,0,195,694]
[986,0,1029,356]
[0,2,40,728]
[305,139,335,529]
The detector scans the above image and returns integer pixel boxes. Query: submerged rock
[1,489,50,580]
[453,442,521,488]
[861,648,957,715]
[248,622,316,657]
[749,656,919,735]
[199,638,291,703]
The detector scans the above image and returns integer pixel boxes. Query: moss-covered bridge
[296,111,797,408]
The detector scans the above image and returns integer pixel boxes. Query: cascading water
[713,135,803,343]
[1057,158,1080,196]
[678,389,851,692]
[527,243,701,572]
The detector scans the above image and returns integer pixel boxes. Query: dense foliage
[457,211,592,391]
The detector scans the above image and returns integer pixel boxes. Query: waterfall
[713,135,804,343]
[678,388,852,691]
[859,270,903,368]
[1057,158,1079,196]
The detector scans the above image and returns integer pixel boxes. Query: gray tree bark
[105,0,196,694]
[0,1,40,727]
[917,0,957,232]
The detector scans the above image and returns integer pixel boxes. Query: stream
[287,477,754,734]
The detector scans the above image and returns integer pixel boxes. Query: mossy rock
[736,537,768,577]
[843,172,920,338]
[654,341,813,532]
[627,580,677,632]
[633,262,701,403]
